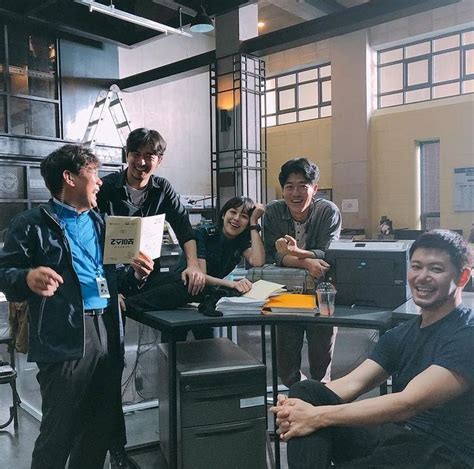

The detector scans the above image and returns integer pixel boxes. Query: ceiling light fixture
[190,5,214,33]
[257,21,265,28]
[74,0,192,37]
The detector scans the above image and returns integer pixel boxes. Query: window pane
[462,79,474,93]
[298,82,318,107]
[321,80,331,102]
[420,141,440,215]
[462,31,474,45]
[278,112,296,125]
[405,41,430,58]
[0,30,4,91]
[278,88,295,111]
[407,59,429,86]
[277,74,296,87]
[10,97,58,137]
[9,30,57,99]
[320,65,331,78]
[433,34,459,52]
[299,108,318,121]
[265,115,276,127]
[218,73,233,92]
[298,69,318,82]
[266,78,275,90]
[0,96,5,132]
[405,87,430,103]
[465,48,474,76]
[379,48,403,64]
[380,63,403,92]
[320,105,331,118]
[379,93,403,108]
[433,51,460,83]
[433,82,460,98]
[266,90,276,115]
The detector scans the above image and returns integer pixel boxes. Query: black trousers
[31,314,123,469]
[125,272,214,341]
[286,380,469,469]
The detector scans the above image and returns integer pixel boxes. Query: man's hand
[275,235,306,257]
[232,278,253,293]
[26,267,63,296]
[118,293,127,312]
[303,258,330,279]
[270,396,321,441]
[131,251,154,281]
[182,264,206,296]
[250,203,265,225]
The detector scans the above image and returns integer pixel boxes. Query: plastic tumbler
[316,282,337,316]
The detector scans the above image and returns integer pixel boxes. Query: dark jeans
[276,325,336,387]
[31,314,122,469]
[286,380,469,469]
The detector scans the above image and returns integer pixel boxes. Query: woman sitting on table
[123,196,265,340]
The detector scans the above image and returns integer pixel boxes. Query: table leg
[168,335,178,469]
[271,325,281,469]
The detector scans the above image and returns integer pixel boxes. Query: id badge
[96,276,111,299]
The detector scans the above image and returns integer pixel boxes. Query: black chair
[0,332,21,429]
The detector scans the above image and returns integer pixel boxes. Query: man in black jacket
[97,127,205,296]
[97,128,206,467]
[0,145,153,469]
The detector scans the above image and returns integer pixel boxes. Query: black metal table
[128,305,393,469]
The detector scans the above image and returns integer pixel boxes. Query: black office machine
[326,240,412,309]
[158,338,267,469]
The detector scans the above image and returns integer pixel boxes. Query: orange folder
[262,293,316,315]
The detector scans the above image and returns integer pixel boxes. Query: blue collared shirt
[52,198,108,310]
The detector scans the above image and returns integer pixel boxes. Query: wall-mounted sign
[0,172,19,194]
[342,198,359,213]
[454,167,474,212]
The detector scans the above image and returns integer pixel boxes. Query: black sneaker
[109,448,140,469]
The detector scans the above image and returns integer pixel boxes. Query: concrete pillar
[331,30,374,231]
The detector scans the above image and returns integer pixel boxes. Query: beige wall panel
[370,97,474,237]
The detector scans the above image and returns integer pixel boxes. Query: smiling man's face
[282,172,317,220]
[408,247,460,313]
[126,143,162,189]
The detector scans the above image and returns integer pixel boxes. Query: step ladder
[82,84,132,148]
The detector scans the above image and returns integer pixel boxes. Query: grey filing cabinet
[158,338,267,469]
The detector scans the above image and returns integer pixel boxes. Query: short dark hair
[126,128,167,155]
[40,144,99,197]
[278,158,320,187]
[218,196,256,226]
[409,229,472,273]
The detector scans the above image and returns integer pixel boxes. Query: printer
[325,240,412,309]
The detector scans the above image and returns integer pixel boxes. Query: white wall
[118,33,215,195]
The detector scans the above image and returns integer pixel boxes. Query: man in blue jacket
[272,230,473,469]
[0,145,153,469]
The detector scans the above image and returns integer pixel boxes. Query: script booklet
[262,293,317,316]
[103,214,165,264]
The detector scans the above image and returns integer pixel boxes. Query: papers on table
[242,279,286,300]
[103,214,165,264]
[215,297,267,315]
[215,280,287,315]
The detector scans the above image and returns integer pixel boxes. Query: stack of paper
[262,293,317,316]
[215,296,267,315]
[215,280,286,316]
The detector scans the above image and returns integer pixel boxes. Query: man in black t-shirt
[272,229,473,469]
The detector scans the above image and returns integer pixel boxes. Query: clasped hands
[270,394,321,442]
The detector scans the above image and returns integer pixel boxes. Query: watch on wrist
[249,224,261,232]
